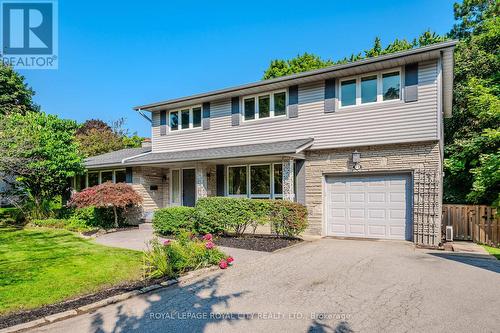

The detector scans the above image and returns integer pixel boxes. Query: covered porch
[124,138,312,212]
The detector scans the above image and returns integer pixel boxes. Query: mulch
[215,235,302,252]
[0,278,163,330]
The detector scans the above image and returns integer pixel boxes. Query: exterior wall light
[352,150,361,170]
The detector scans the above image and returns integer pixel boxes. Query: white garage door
[326,174,412,240]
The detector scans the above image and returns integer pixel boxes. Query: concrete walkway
[93,225,269,265]
[29,239,500,333]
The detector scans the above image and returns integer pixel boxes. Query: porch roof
[84,147,151,169]
[84,138,313,169]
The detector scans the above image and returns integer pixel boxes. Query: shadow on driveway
[429,252,500,274]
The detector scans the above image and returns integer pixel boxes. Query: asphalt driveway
[30,239,500,333]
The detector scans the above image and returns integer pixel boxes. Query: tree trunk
[113,206,118,228]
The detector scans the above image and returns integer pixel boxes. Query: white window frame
[249,163,272,198]
[113,169,126,183]
[241,89,288,122]
[81,169,127,189]
[272,163,283,199]
[339,67,402,109]
[227,165,248,197]
[168,105,202,132]
[226,163,284,199]
[170,168,182,206]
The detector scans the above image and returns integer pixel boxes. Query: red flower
[205,241,215,249]
[202,234,213,241]
[219,260,228,269]
[163,239,171,246]
[226,256,234,265]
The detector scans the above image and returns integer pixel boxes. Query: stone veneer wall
[131,166,167,212]
[207,165,217,196]
[304,141,442,246]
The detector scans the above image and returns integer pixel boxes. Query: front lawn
[483,245,500,260]
[0,226,143,315]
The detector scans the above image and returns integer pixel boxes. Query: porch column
[195,164,208,199]
[282,157,295,201]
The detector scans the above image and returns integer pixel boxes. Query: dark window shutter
[231,97,240,126]
[125,167,133,183]
[216,165,225,196]
[202,102,210,130]
[324,79,336,113]
[288,85,299,118]
[160,111,167,135]
[404,63,418,102]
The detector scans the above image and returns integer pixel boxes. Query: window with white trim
[170,169,181,205]
[169,106,202,131]
[242,90,287,121]
[339,69,401,108]
[79,169,127,189]
[227,163,283,199]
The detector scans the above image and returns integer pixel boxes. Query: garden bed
[216,235,302,252]
[0,278,163,329]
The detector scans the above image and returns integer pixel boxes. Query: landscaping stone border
[0,266,220,333]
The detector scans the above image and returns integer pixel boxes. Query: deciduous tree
[69,182,142,227]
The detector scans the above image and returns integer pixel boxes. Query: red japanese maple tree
[69,182,142,228]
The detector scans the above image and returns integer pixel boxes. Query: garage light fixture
[352,151,361,170]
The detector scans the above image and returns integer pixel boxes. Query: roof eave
[133,40,457,111]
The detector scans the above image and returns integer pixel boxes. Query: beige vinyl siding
[152,60,438,153]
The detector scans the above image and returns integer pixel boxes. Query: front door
[182,169,196,207]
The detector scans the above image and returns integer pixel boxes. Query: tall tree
[0,112,84,217]
[262,30,446,80]
[0,64,39,115]
[75,118,144,157]
[444,0,499,207]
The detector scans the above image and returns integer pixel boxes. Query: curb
[0,279,178,333]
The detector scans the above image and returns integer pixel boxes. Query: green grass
[0,226,143,315]
[483,245,500,260]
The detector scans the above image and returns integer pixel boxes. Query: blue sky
[21,0,457,137]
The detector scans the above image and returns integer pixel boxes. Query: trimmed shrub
[30,218,97,232]
[143,231,226,279]
[153,207,195,235]
[194,197,271,235]
[0,207,25,225]
[268,200,308,238]
[71,207,97,226]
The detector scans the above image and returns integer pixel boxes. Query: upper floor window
[242,90,287,121]
[169,106,202,131]
[339,69,401,108]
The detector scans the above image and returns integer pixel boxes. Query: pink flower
[205,241,215,249]
[226,256,234,265]
[163,239,171,246]
[202,233,213,241]
[219,260,228,269]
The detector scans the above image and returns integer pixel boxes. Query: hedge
[194,197,308,237]
[153,206,195,235]
[268,200,308,237]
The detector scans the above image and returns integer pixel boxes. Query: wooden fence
[442,204,499,246]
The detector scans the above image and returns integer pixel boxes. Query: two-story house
[83,41,456,247]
